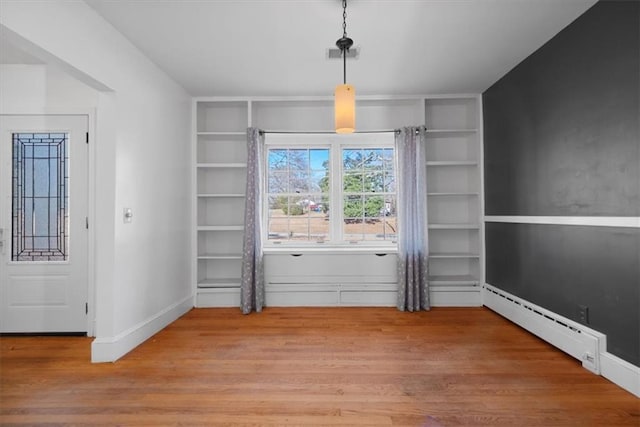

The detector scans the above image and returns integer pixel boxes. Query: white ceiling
[21,0,600,96]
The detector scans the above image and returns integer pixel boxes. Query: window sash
[264,133,396,248]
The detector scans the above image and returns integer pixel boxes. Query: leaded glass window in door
[12,133,69,261]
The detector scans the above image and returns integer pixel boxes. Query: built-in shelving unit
[193,95,483,307]
[425,97,482,305]
[193,101,249,307]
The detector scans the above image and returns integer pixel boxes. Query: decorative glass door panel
[12,133,69,261]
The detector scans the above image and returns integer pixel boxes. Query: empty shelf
[430,253,480,259]
[198,278,241,288]
[428,275,479,286]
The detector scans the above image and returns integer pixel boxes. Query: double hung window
[265,133,397,248]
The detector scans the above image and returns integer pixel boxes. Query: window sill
[262,245,398,255]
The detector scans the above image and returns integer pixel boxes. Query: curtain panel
[396,126,430,311]
[240,128,265,314]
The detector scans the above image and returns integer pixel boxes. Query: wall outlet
[577,304,589,324]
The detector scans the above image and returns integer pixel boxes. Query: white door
[0,115,89,333]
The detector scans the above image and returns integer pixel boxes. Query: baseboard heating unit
[483,283,605,374]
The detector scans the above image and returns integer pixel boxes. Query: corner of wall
[91,294,193,363]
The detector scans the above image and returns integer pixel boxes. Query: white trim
[191,101,198,308]
[600,352,640,397]
[484,215,639,228]
[263,132,398,248]
[91,294,192,363]
[477,96,486,306]
[192,94,480,103]
[264,132,395,145]
[86,109,97,337]
[263,246,397,254]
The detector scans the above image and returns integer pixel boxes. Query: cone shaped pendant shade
[335,84,355,134]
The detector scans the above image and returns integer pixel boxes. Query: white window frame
[263,133,397,250]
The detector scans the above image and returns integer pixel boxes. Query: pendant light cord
[343,48,347,84]
[342,0,348,38]
[342,0,348,84]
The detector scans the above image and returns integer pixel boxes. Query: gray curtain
[396,126,430,311]
[240,128,265,314]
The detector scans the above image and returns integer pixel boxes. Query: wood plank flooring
[1,307,638,426]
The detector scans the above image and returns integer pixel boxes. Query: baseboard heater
[483,283,606,374]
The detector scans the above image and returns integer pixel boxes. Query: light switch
[123,208,133,223]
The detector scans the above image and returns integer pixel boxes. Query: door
[0,115,89,333]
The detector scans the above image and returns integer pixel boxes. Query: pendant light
[335,0,355,134]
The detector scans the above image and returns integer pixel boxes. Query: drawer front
[264,283,397,307]
[264,253,397,284]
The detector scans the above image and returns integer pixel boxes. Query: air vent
[327,48,359,59]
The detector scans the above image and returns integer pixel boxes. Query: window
[12,133,69,261]
[265,133,396,247]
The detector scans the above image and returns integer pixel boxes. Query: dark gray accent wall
[486,222,640,366]
[484,0,639,216]
[483,1,640,366]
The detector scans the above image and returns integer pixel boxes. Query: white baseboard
[195,284,482,308]
[91,294,193,363]
[600,352,640,397]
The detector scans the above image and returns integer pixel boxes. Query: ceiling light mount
[334,0,355,134]
[336,35,353,54]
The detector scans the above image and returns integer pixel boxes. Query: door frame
[1,109,96,337]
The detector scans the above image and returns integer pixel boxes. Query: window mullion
[330,140,342,244]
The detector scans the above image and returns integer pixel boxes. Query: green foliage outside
[343,196,384,220]
[281,204,304,216]
[270,147,394,221]
[340,149,393,220]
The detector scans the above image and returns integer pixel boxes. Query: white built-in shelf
[197,193,245,198]
[425,129,477,136]
[430,285,481,293]
[430,252,480,259]
[427,192,479,197]
[197,163,247,169]
[197,253,243,260]
[429,224,480,230]
[427,161,478,167]
[263,246,398,255]
[198,278,241,288]
[429,275,479,286]
[197,131,246,136]
[194,95,483,308]
[197,225,244,231]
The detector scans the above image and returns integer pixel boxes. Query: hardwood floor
[1,307,638,426]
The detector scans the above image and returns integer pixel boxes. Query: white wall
[0,0,193,361]
[0,64,46,112]
[0,64,99,112]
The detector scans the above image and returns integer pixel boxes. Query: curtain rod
[259,126,426,136]
[259,130,396,135]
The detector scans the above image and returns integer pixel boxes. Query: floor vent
[483,283,605,374]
